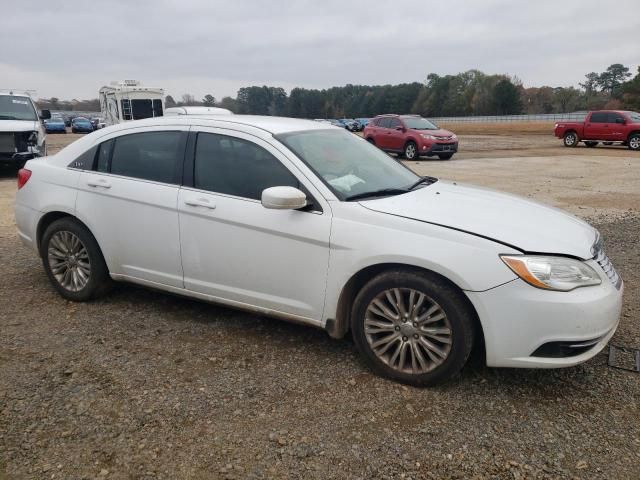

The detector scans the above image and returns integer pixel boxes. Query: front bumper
[419,141,458,156]
[466,259,623,368]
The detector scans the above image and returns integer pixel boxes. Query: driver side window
[194,133,300,201]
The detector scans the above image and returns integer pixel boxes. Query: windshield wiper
[345,188,409,201]
[408,176,438,190]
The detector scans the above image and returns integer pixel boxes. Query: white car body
[14,115,623,370]
[0,91,48,165]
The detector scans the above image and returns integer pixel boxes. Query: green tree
[202,94,216,106]
[597,64,632,98]
[491,79,522,115]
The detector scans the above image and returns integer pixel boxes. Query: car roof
[97,115,339,136]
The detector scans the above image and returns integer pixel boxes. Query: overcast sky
[2,0,638,101]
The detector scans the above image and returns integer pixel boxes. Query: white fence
[430,113,587,123]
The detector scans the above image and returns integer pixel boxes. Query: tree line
[37,64,640,118]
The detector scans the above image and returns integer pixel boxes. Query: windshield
[627,111,640,122]
[402,117,438,130]
[0,95,37,121]
[277,129,421,200]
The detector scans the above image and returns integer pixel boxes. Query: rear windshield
[0,95,37,121]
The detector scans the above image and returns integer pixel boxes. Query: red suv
[363,114,458,160]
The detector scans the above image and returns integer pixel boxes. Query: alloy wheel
[47,231,91,292]
[364,288,452,374]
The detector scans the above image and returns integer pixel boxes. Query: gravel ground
[1,138,639,479]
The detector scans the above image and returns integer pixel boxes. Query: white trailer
[99,80,164,126]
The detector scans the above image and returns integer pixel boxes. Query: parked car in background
[554,110,640,150]
[71,117,94,133]
[355,118,370,129]
[340,119,360,132]
[90,117,106,130]
[0,90,50,168]
[328,119,345,128]
[364,114,458,160]
[15,115,622,386]
[44,116,67,134]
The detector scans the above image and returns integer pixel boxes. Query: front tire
[403,141,418,160]
[351,270,475,387]
[41,218,112,301]
[563,131,578,147]
[628,134,640,151]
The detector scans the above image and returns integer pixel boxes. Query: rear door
[75,126,188,287]
[386,118,405,151]
[584,112,610,139]
[608,112,626,141]
[376,118,392,149]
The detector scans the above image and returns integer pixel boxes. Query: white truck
[99,80,164,126]
[0,90,50,168]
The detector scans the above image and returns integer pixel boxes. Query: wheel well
[326,263,486,360]
[628,130,640,140]
[36,211,74,254]
[564,130,578,138]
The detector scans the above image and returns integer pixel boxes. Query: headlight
[27,131,38,145]
[451,134,457,140]
[421,134,436,140]
[500,255,601,291]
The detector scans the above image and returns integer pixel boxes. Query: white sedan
[14,115,623,386]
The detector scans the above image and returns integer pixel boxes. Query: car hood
[360,180,597,259]
[0,119,37,132]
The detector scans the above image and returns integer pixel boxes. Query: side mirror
[39,109,51,120]
[261,186,307,210]
[615,118,625,124]
[395,125,405,131]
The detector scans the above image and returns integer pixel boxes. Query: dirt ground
[1,131,639,479]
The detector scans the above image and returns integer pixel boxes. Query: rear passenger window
[609,113,624,123]
[194,133,299,200]
[377,118,391,128]
[68,146,97,170]
[110,131,182,183]
[96,139,113,173]
[590,112,608,123]
[387,118,401,129]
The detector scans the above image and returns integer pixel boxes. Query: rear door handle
[87,178,111,189]
[184,198,216,209]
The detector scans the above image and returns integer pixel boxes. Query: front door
[584,111,610,139]
[178,129,332,321]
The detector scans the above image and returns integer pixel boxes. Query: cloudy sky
[2,0,638,101]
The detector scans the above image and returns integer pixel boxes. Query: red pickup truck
[554,110,640,151]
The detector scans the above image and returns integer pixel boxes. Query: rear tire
[403,141,418,160]
[563,131,578,147]
[438,153,454,160]
[350,269,475,387]
[628,134,640,151]
[585,141,598,148]
[41,218,112,302]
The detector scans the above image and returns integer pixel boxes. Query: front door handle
[87,178,111,189]
[184,198,216,209]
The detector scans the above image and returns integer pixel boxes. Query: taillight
[17,168,32,189]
